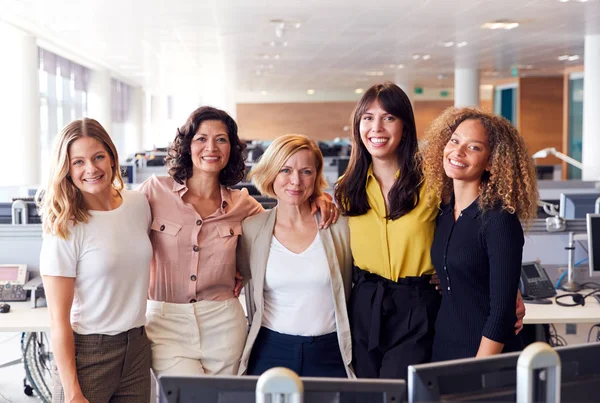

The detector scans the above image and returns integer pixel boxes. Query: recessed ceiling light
[366,71,384,76]
[307,89,315,95]
[456,41,468,48]
[355,88,364,94]
[260,90,267,95]
[412,54,421,60]
[273,54,280,60]
[269,41,288,47]
[481,20,520,30]
[397,64,404,69]
[559,0,570,2]
[442,41,455,47]
[558,54,580,61]
[422,54,431,60]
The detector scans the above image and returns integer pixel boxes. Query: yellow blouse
[349,165,438,280]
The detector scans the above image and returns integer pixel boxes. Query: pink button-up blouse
[139,175,263,303]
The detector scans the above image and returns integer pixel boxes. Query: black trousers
[349,266,441,379]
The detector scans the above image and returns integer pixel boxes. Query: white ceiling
[2,0,600,98]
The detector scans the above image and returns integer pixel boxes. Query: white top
[40,190,152,335]
[262,232,336,336]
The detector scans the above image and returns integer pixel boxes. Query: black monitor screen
[522,263,541,279]
[588,214,600,276]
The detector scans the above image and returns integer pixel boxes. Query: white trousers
[146,298,247,376]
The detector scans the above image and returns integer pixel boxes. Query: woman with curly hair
[138,106,337,377]
[422,107,538,361]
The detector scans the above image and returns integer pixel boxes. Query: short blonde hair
[37,118,124,239]
[248,134,327,199]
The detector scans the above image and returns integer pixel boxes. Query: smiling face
[359,100,404,163]
[190,119,231,177]
[272,149,318,208]
[68,136,114,200]
[443,119,492,184]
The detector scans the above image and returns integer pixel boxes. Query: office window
[111,79,136,158]
[38,48,90,184]
[567,76,584,180]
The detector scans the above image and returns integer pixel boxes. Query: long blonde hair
[37,118,124,239]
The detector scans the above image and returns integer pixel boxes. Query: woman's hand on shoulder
[311,193,339,229]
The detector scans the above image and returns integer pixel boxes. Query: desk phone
[0,264,29,301]
[520,261,557,299]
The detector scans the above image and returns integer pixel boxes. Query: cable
[555,270,568,289]
[548,324,567,347]
[575,258,589,266]
[587,324,600,343]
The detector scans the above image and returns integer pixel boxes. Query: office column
[454,68,480,107]
[0,22,40,186]
[582,34,600,180]
[87,68,112,129]
[394,73,413,102]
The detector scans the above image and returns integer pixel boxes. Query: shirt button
[190,275,197,281]
[160,225,165,231]
[229,229,234,236]
[189,299,197,303]
[193,245,199,252]
[196,219,202,226]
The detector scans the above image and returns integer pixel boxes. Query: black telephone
[519,261,557,299]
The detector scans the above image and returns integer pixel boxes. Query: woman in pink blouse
[139,106,337,376]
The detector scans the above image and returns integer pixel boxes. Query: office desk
[523,290,600,324]
[0,301,50,332]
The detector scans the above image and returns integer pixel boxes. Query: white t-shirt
[40,190,152,335]
[262,232,336,336]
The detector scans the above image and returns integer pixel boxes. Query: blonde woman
[38,118,153,403]
[422,107,538,361]
[237,134,354,378]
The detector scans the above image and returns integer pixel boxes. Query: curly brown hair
[422,107,538,225]
[166,106,246,186]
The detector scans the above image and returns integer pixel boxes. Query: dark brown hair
[335,82,422,219]
[166,106,246,186]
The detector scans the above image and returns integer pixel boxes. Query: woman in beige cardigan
[237,134,354,378]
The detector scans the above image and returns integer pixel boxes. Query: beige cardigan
[236,207,355,377]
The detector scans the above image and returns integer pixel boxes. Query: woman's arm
[43,275,89,403]
[478,212,524,357]
[476,337,505,358]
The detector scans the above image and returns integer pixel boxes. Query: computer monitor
[0,201,41,224]
[408,343,600,403]
[408,352,521,402]
[158,375,405,403]
[542,343,600,403]
[587,214,600,277]
[559,193,600,219]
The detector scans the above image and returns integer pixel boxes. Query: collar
[443,194,481,219]
[365,164,400,185]
[171,178,231,213]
